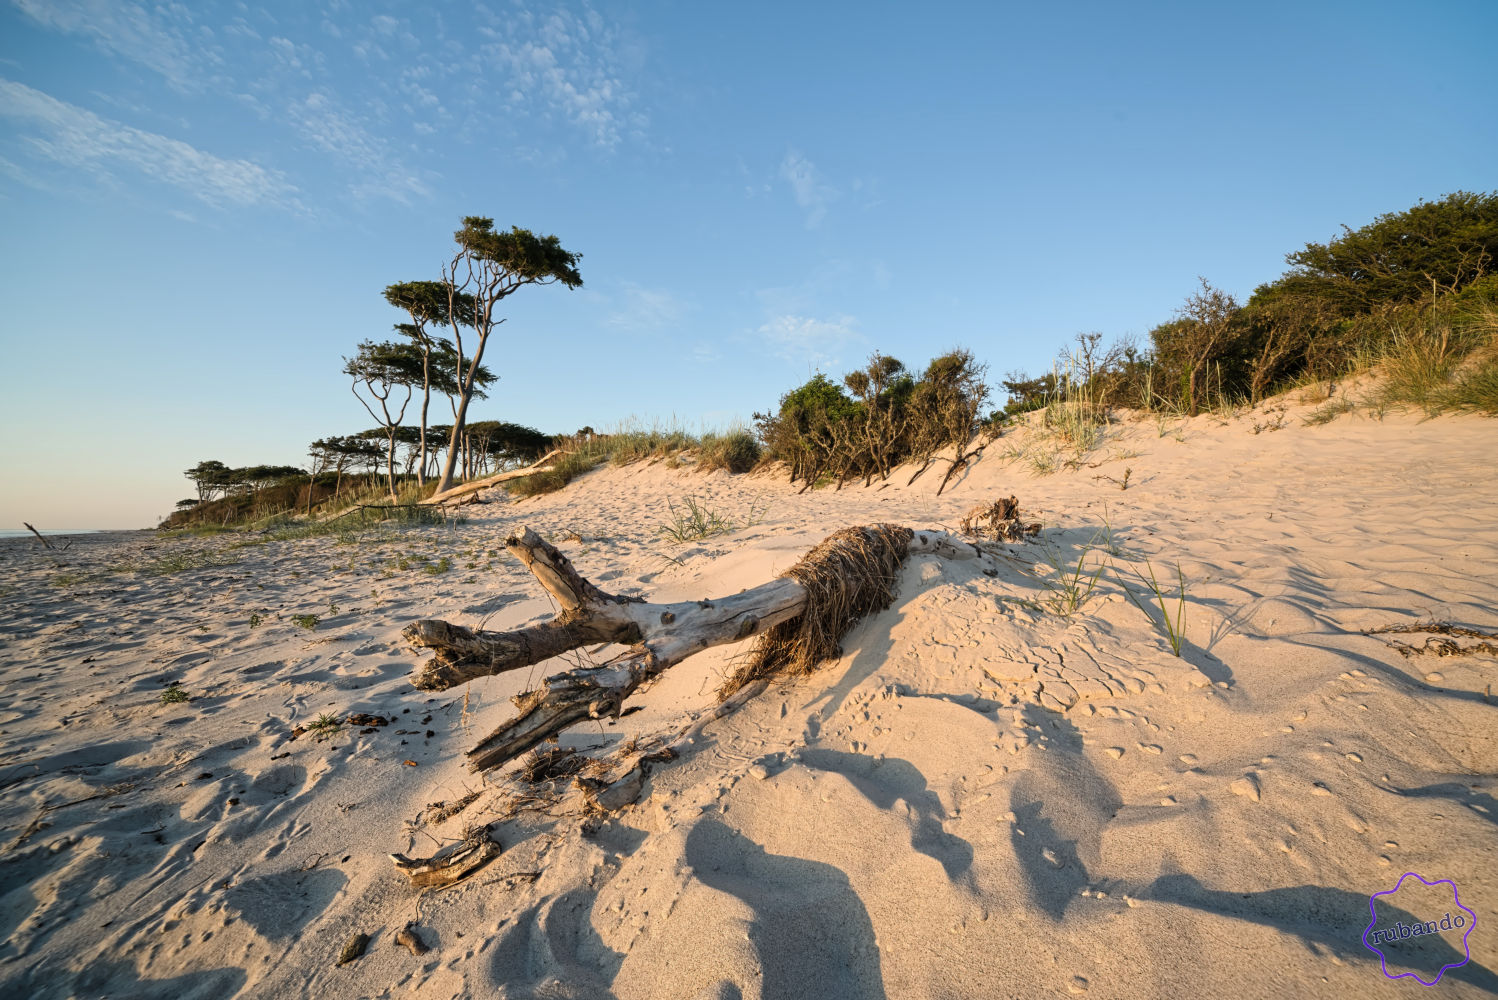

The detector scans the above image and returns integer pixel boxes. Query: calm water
[0,528,106,539]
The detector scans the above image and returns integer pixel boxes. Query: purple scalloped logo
[1363,872,1476,985]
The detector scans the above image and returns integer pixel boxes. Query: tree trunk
[386,429,399,501]
[421,449,561,505]
[417,350,431,487]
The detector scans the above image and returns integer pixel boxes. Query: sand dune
[1,398,1495,998]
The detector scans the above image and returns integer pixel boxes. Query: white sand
[1,397,1495,998]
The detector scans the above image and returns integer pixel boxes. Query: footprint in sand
[1229,774,1261,802]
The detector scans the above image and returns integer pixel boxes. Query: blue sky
[2,0,1494,528]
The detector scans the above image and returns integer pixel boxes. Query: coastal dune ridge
[1,397,1494,998]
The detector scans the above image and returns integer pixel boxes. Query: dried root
[718,524,913,700]
[1366,620,1498,658]
[959,497,1040,543]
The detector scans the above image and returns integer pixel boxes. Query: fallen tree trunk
[422,449,564,506]
[403,524,995,773]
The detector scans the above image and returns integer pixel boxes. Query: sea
[0,529,108,539]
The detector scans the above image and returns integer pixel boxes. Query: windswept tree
[384,281,477,485]
[344,340,426,499]
[434,217,583,493]
[184,460,232,504]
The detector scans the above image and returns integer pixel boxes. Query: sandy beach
[2,398,1495,999]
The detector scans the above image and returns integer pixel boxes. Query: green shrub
[754,350,988,487]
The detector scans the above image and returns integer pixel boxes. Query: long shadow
[1140,871,1498,992]
[1379,781,1498,832]
[0,739,152,791]
[222,867,347,941]
[490,887,623,998]
[1008,705,1123,921]
[45,957,247,1000]
[685,820,886,1000]
[1280,634,1498,713]
[798,749,974,887]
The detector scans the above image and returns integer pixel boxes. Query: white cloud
[11,0,220,91]
[607,283,685,331]
[12,1,425,204]
[780,150,837,228]
[0,79,298,209]
[756,313,861,367]
[478,2,644,149]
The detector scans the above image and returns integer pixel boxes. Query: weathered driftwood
[403,525,993,774]
[395,922,429,956]
[422,449,564,506]
[389,824,501,888]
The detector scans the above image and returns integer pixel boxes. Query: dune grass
[1117,557,1189,657]
[506,420,762,497]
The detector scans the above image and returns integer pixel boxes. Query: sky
[1,0,1495,529]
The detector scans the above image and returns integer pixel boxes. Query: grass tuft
[1117,557,1189,656]
[660,497,735,542]
[1031,542,1104,616]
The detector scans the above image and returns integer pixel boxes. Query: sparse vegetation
[307,713,343,739]
[660,497,734,542]
[160,683,189,705]
[1031,542,1105,616]
[292,614,320,630]
[1118,557,1190,657]
[115,548,240,576]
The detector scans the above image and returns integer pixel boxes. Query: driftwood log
[422,449,564,506]
[403,524,995,774]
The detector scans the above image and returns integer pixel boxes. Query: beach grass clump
[1032,543,1105,616]
[307,712,342,739]
[1442,353,1498,413]
[660,497,735,542]
[1117,557,1189,657]
[159,682,189,705]
[505,448,603,497]
[292,613,320,630]
[1377,322,1467,414]
[604,418,697,467]
[697,426,762,474]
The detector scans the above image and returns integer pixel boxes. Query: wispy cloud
[10,1,424,204]
[607,283,685,331]
[478,2,645,149]
[286,92,429,203]
[11,0,221,91]
[780,150,837,228]
[0,79,298,209]
[757,313,861,367]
